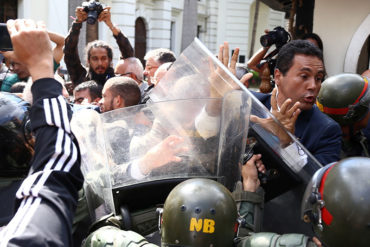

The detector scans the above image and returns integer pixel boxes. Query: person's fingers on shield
[250,114,292,147]
[222,41,229,67]
[240,72,253,88]
[166,135,189,155]
[208,57,219,95]
[229,46,239,77]
[255,158,266,174]
[218,43,224,65]
[242,154,262,192]
[141,135,188,174]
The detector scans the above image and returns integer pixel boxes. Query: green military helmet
[0,92,33,178]
[316,73,370,126]
[301,157,370,247]
[160,178,238,247]
[82,225,157,247]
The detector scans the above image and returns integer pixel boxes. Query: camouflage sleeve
[237,233,318,247]
[114,32,134,59]
[232,182,264,235]
[64,21,88,86]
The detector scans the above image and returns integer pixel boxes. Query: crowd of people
[0,4,370,247]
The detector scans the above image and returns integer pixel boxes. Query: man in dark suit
[251,40,342,165]
[247,40,342,235]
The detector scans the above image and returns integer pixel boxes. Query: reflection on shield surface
[71,38,322,236]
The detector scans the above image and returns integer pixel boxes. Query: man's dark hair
[10,82,27,93]
[275,40,324,75]
[85,40,113,62]
[106,77,141,107]
[158,52,176,64]
[144,48,176,65]
[301,33,324,52]
[74,80,102,100]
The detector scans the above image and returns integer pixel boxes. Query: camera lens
[260,34,273,47]
[87,11,98,25]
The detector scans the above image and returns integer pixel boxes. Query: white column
[148,0,172,50]
[203,0,219,54]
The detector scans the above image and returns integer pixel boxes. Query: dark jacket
[252,91,342,165]
[2,78,83,246]
[64,21,134,86]
[252,91,342,236]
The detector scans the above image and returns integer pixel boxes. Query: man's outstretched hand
[139,135,189,175]
[250,88,301,147]
[7,19,53,81]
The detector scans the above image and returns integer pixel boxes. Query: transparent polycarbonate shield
[71,109,115,221]
[74,95,250,217]
[151,38,323,191]
[102,92,250,191]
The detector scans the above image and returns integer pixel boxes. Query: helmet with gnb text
[160,178,238,247]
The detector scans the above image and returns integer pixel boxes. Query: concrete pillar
[181,0,198,51]
[148,0,172,50]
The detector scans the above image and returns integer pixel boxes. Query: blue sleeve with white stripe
[0,78,83,247]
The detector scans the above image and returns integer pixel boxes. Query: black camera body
[260,26,290,49]
[0,23,12,51]
[82,0,104,25]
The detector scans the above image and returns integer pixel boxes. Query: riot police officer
[82,177,320,247]
[301,157,370,247]
[84,158,370,247]
[316,73,370,157]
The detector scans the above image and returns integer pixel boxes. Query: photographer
[64,2,134,87]
[242,27,290,93]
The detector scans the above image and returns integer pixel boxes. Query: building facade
[2,0,286,68]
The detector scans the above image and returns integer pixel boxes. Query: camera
[0,23,13,51]
[260,26,290,49]
[82,0,104,25]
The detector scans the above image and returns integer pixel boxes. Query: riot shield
[71,109,115,222]
[71,91,251,235]
[71,38,323,237]
[150,38,323,201]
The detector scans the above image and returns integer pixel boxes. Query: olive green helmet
[160,178,238,247]
[301,157,370,247]
[316,73,370,126]
[82,226,157,247]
